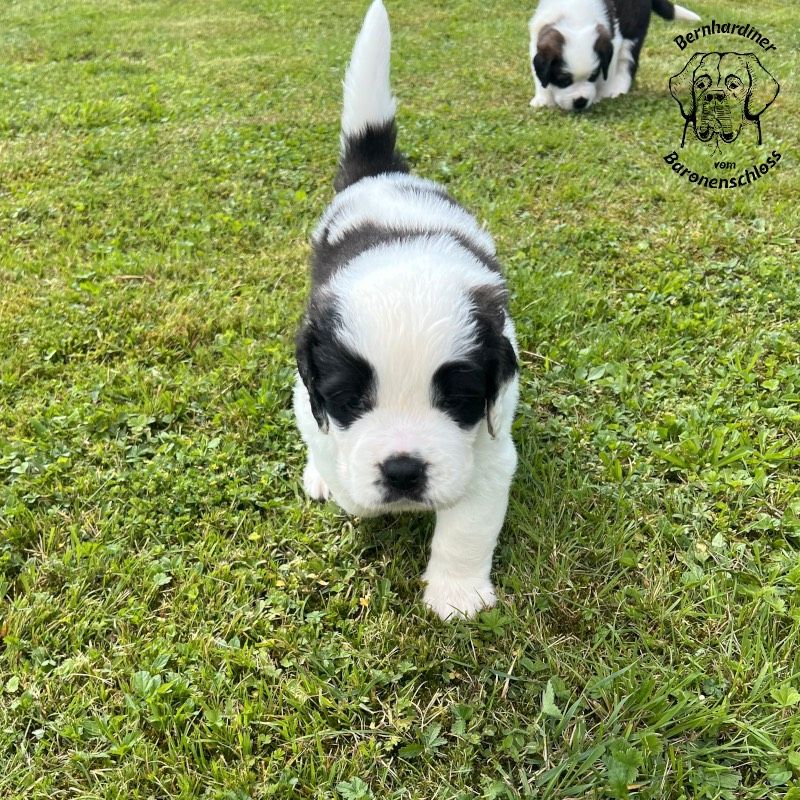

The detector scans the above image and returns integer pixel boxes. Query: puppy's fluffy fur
[294,1,519,620]
[529,0,700,111]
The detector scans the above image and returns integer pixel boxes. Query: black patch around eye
[432,361,486,429]
[313,341,376,428]
[550,71,573,89]
[588,67,601,82]
[429,285,518,436]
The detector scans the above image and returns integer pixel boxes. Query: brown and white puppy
[669,52,780,146]
[530,0,700,111]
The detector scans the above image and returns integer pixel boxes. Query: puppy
[529,0,700,111]
[294,1,519,620]
[669,52,780,147]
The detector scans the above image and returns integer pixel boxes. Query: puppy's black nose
[573,97,588,110]
[705,90,725,101]
[381,454,427,496]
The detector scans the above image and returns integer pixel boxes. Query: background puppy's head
[296,239,517,512]
[533,23,612,111]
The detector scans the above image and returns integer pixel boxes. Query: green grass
[1,0,799,797]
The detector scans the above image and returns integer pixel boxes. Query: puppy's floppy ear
[740,53,780,118]
[594,25,613,80]
[669,52,708,119]
[533,24,564,88]
[470,286,518,439]
[295,314,329,434]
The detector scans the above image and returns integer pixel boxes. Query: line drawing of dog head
[669,52,779,147]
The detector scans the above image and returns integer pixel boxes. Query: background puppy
[294,1,519,620]
[530,0,700,111]
[669,52,780,147]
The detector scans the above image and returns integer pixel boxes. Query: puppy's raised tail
[652,0,701,22]
[335,0,408,192]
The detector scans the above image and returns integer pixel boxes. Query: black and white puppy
[529,0,700,111]
[294,0,519,620]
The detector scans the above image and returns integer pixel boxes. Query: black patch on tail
[651,0,676,20]
[334,120,409,192]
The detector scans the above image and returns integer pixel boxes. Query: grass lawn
[2,0,800,797]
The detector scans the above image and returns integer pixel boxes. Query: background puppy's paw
[605,76,632,99]
[422,572,496,620]
[302,460,330,501]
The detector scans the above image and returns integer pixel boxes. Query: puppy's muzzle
[380,453,427,500]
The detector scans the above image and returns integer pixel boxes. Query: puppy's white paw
[422,571,496,620]
[530,95,551,108]
[302,460,329,501]
[605,77,632,99]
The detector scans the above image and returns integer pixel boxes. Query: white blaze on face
[552,25,601,110]
[322,236,504,510]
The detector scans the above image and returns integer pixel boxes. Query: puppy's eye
[323,388,368,417]
[550,73,573,89]
[317,377,373,425]
[324,393,371,426]
[695,75,711,90]
[588,67,601,82]
[432,361,486,429]
[311,342,376,428]
[725,75,742,90]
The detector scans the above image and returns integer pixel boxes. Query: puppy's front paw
[422,571,496,620]
[605,77,632,99]
[530,95,551,108]
[302,460,330,501]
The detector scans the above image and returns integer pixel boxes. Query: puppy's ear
[486,338,518,439]
[295,317,329,433]
[594,25,613,80]
[532,52,552,88]
[741,53,780,118]
[669,52,708,119]
[470,286,518,439]
[533,25,564,88]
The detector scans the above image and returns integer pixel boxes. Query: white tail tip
[673,4,701,22]
[341,0,396,139]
